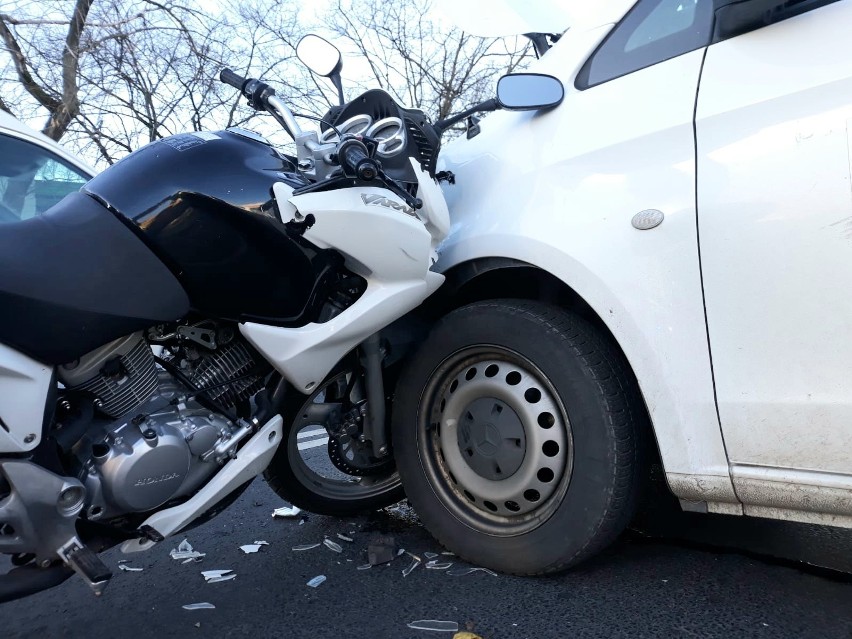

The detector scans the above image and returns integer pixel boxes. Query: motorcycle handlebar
[339,139,378,181]
[219,68,247,91]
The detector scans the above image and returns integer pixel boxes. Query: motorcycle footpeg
[59,539,112,596]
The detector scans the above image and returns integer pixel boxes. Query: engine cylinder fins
[60,335,159,419]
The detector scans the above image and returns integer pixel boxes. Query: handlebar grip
[340,141,378,181]
[219,68,247,91]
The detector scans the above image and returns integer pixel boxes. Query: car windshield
[433,0,575,37]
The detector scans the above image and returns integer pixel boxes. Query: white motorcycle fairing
[241,163,448,393]
[0,342,51,453]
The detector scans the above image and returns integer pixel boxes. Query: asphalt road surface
[3,471,852,639]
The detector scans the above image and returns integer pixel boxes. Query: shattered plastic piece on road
[441,552,455,556]
[453,633,484,639]
[118,559,130,564]
[118,564,143,572]
[447,567,498,577]
[240,544,263,554]
[367,535,398,565]
[306,575,326,588]
[424,552,439,560]
[253,540,269,546]
[170,539,207,561]
[397,548,405,556]
[337,533,354,542]
[323,539,343,553]
[206,574,237,583]
[181,556,205,564]
[406,620,459,633]
[272,505,302,518]
[182,603,216,610]
[201,570,234,580]
[425,561,453,570]
[356,564,372,570]
[292,543,321,551]
[402,559,421,577]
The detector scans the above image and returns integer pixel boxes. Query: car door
[696,0,852,520]
[0,133,90,222]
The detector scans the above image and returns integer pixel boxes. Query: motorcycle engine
[56,327,270,522]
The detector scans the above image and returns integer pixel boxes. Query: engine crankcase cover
[97,421,191,513]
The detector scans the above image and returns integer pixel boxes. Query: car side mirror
[296,34,345,105]
[496,73,564,111]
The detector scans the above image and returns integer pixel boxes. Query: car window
[575,0,715,90]
[0,133,89,223]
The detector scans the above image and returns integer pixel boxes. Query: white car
[391,0,852,574]
[0,111,93,222]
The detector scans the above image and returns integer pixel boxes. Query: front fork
[359,333,389,459]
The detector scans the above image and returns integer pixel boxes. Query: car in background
[0,110,94,223]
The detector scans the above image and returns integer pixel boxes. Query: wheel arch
[428,257,664,469]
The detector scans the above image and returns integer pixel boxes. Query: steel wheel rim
[418,346,573,536]
[287,371,399,502]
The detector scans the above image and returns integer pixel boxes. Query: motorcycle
[0,34,562,602]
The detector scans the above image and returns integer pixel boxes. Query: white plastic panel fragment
[0,343,50,453]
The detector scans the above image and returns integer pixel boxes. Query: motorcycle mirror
[496,73,564,111]
[297,34,345,106]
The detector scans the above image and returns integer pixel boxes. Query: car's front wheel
[392,300,647,574]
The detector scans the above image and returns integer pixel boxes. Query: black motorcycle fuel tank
[83,129,339,326]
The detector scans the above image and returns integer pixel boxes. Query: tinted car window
[0,134,89,223]
[576,0,715,89]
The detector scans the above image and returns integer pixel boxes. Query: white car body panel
[438,29,737,506]
[439,0,852,523]
[696,2,852,519]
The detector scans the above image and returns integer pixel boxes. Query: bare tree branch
[0,15,61,111]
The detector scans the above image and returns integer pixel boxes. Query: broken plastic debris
[446,567,498,577]
[402,559,421,577]
[240,544,263,554]
[425,561,453,570]
[337,533,354,542]
[118,564,143,572]
[306,575,326,588]
[117,559,130,564]
[292,543,321,551]
[424,552,439,560]
[356,564,372,571]
[406,620,459,633]
[397,548,405,556]
[253,540,270,546]
[323,539,343,553]
[272,505,302,518]
[454,633,484,639]
[201,570,234,579]
[182,602,216,610]
[206,574,237,583]
[441,552,455,556]
[405,551,422,562]
[170,539,206,561]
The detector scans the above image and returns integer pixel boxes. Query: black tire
[391,300,646,574]
[264,367,404,517]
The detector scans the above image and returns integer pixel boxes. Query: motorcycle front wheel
[264,365,404,516]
